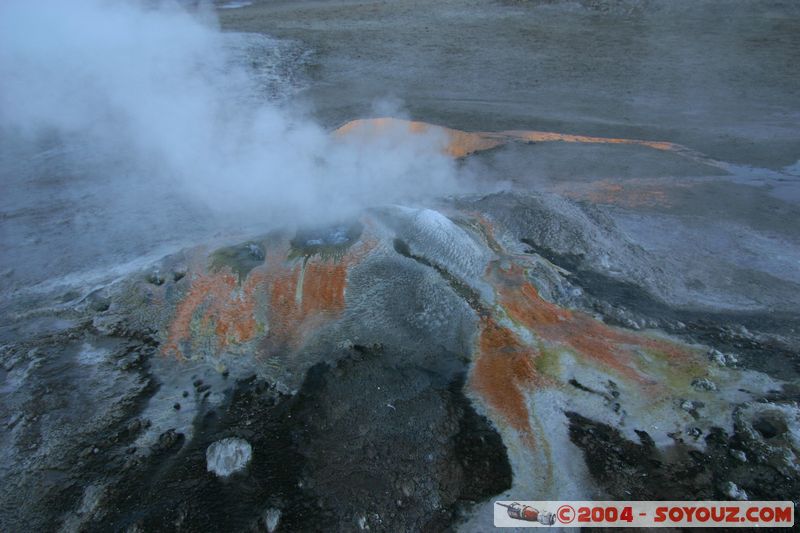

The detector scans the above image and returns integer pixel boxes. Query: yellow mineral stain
[470,218,695,449]
[488,261,691,385]
[502,130,680,152]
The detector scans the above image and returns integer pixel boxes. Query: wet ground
[2,0,800,531]
[220,0,800,167]
[219,0,800,285]
[2,192,798,531]
[218,0,800,310]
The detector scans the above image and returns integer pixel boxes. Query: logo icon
[496,502,557,525]
[556,504,575,524]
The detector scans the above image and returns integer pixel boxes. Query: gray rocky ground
[1,0,799,531]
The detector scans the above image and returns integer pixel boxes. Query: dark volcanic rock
[290,346,511,532]
[78,344,509,532]
[566,411,800,503]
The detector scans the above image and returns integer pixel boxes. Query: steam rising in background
[0,0,465,295]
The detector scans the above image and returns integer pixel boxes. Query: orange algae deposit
[164,269,267,360]
[502,130,679,153]
[489,262,691,384]
[559,180,673,209]
[260,257,349,356]
[470,219,694,443]
[470,317,543,434]
[164,237,375,360]
[334,118,505,158]
[333,118,720,166]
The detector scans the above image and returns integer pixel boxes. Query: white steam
[0,0,463,227]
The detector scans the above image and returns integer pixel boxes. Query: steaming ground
[4,0,799,309]
[0,29,310,310]
[1,1,800,531]
[0,1,464,315]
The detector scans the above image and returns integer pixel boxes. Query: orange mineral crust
[470,317,543,434]
[497,260,691,381]
[164,269,266,360]
[333,118,724,170]
[260,257,349,356]
[334,117,505,158]
[164,236,375,360]
[469,219,695,442]
[501,130,679,153]
[559,180,674,209]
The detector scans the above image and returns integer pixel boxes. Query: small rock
[365,445,376,460]
[400,479,414,498]
[173,403,180,410]
[172,265,188,282]
[206,437,252,477]
[708,349,727,366]
[734,402,799,476]
[5,411,22,428]
[635,429,655,449]
[691,377,717,392]
[88,295,111,313]
[723,481,748,500]
[92,314,123,336]
[623,317,641,330]
[117,351,143,371]
[707,348,737,366]
[146,269,165,286]
[263,508,281,533]
[153,429,183,453]
[126,418,148,434]
[247,243,265,260]
[731,449,747,462]
[680,400,694,412]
